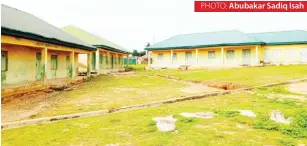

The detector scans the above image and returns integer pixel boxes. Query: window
[173,53,177,60]
[1,51,8,71]
[158,53,164,60]
[208,51,216,59]
[66,56,70,69]
[226,50,235,59]
[51,55,58,70]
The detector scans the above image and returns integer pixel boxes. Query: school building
[61,25,130,74]
[1,5,94,97]
[145,30,307,69]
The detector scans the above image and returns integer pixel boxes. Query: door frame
[242,49,251,65]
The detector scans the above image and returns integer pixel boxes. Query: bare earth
[288,82,307,95]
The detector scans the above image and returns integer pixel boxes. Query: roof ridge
[248,30,307,34]
[178,30,241,36]
[2,4,94,49]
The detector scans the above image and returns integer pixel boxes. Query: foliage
[132,50,146,57]
[214,110,240,117]
[253,115,279,130]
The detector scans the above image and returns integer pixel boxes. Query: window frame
[158,53,164,60]
[208,51,216,59]
[51,55,58,70]
[226,50,235,59]
[173,53,177,60]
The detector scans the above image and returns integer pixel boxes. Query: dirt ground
[180,83,222,94]
[288,82,307,95]
[1,90,59,122]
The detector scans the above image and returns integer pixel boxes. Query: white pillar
[95,49,100,72]
[221,47,224,65]
[70,51,75,78]
[255,46,259,65]
[195,49,198,65]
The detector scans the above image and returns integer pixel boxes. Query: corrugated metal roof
[248,30,307,45]
[61,25,130,53]
[145,30,263,50]
[1,4,96,51]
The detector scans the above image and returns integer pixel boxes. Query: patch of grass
[3,92,307,146]
[253,110,307,138]
[144,65,307,86]
[253,115,279,130]
[256,85,292,95]
[277,138,296,146]
[214,110,240,117]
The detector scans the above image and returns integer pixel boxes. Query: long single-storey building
[61,25,130,73]
[145,30,307,69]
[1,5,96,97]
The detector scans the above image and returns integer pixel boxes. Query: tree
[132,50,139,57]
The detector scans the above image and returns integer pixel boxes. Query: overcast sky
[2,0,307,51]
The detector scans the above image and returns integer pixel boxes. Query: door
[242,49,251,65]
[36,52,42,80]
[301,48,307,63]
[185,51,192,65]
[264,49,270,63]
[66,56,71,77]
[92,52,96,70]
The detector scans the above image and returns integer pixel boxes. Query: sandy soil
[180,83,222,94]
[288,82,307,95]
[1,90,58,123]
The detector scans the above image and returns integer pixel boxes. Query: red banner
[194,1,307,12]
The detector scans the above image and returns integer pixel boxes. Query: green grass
[2,92,307,146]
[25,74,190,119]
[143,65,307,86]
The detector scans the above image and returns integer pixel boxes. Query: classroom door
[36,52,42,81]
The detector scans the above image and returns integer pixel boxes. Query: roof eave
[145,42,264,51]
[264,41,307,46]
[1,27,96,51]
[94,44,130,54]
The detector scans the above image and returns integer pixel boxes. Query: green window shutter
[51,55,58,70]
[1,51,8,71]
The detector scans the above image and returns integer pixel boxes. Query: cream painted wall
[263,44,307,64]
[47,50,70,79]
[149,45,261,68]
[1,44,39,84]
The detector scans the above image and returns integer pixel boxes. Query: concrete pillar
[170,50,173,65]
[87,52,92,75]
[255,46,259,65]
[221,47,224,65]
[195,49,198,65]
[41,47,48,82]
[70,51,75,78]
[95,49,100,72]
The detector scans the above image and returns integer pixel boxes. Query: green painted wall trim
[145,42,264,51]
[94,45,130,54]
[2,27,96,51]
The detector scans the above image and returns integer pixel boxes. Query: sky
[1,0,307,51]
